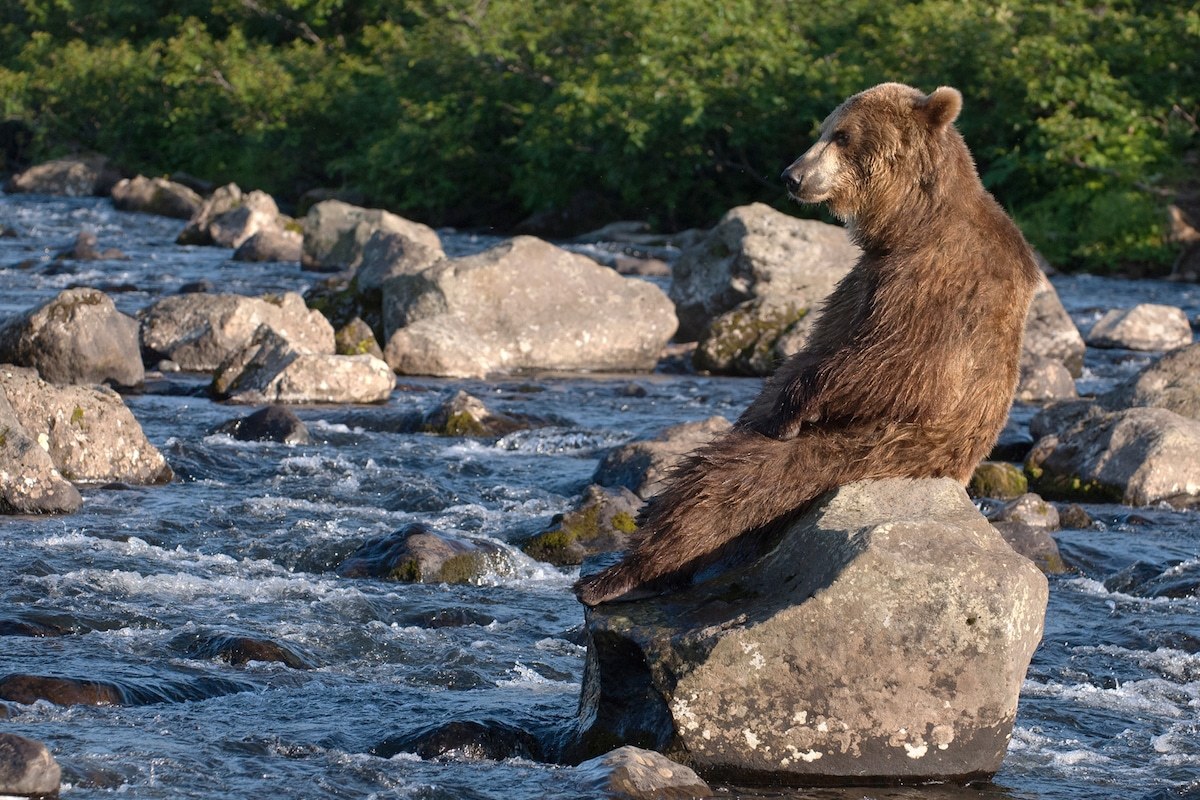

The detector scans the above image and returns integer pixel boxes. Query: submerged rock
[53,230,126,261]
[570,478,1047,785]
[214,405,310,444]
[576,746,711,800]
[0,365,172,484]
[336,523,509,584]
[0,733,61,798]
[382,236,676,378]
[140,291,335,372]
[593,416,730,499]
[171,630,315,669]
[420,389,542,437]
[522,484,642,566]
[0,288,143,388]
[670,203,857,343]
[1027,407,1200,507]
[1086,304,1192,351]
[373,719,542,761]
[0,672,251,706]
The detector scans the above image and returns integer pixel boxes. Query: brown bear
[575,83,1043,606]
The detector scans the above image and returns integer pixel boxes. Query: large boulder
[1086,303,1192,351]
[1026,406,1200,507]
[0,365,172,484]
[0,733,61,798]
[354,229,445,292]
[669,204,858,343]
[0,288,143,388]
[382,236,677,378]
[301,200,443,273]
[593,417,731,499]
[0,387,82,514]
[571,478,1047,785]
[212,326,394,405]
[177,184,294,249]
[4,154,122,196]
[1022,278,1086,377]
[111,175,203,219]
[139,291,334,372]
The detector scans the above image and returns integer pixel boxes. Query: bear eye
[832,130,851,147]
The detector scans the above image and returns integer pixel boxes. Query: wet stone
[372,719,543,762]
[335,522,509,584]
[171,631,315,669]
[576,745,711,800]
[214,405,310,444]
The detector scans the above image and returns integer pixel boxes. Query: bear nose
[781,169,802,194]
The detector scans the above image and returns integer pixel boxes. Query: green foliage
[2,0,1196,271]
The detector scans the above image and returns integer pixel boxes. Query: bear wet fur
[575,83,1043,606]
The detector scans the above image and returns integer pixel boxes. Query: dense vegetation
[1,1,1196,271]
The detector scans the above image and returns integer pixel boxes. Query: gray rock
[139,291,334,372]
[0,733,61,798]
[1016,352,1077,402]
[208,190,287,249]
[176,183,244,245]
[991,493,1060,530]
[334,317,383,359]
[336,522,509,584]
[990,521,1067,575]
[1101,342,1200,419]
[212,326,394,405]
[0,386,82,514]
[670,203,858,342]
[111,175,203,219]
[354,229,444,292]
[575,746,711,799]
[571,478,1047,784]
[1023,278,1085,376]
[233,228,303,263]
[593,416,730,499]
[1086,303,1193,351]
[0,288,144,388]
[382,236,676,378]
[5,154,121,196]
[301,199,443,273]
[0,365,172,484]
[1027,407,1200,507]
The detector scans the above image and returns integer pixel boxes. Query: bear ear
[918,86,962,131]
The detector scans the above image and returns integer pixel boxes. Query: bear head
[781,83,966,226]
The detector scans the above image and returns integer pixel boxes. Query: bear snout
[781,168,803,195]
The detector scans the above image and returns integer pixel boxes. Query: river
[0,194,1197,799]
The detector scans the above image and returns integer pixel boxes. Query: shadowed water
[1,195,1198,799]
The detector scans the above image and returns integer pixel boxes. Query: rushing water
[1,195,1198,800]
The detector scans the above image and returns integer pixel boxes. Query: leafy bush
[1,0,1196,272]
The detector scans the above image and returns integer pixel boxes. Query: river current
[0,195,1197,800]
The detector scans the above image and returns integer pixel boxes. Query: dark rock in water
[0,287,144,388]
[576,746,711,800]
[372,719,542,761]
[0,732,61,798]
[336,522,508,584]
[0,672,252,706]
[593,416,730,499]
[568,479,1048,785]
[178,279,213,294]
[54,230,126,261]
[522,484,642,566]
[0,617,69,637]
[1105,561,1200,599]
[215,405,310,444]
[421,390,544,437]
[1057,503,1093,529]
[171,630,315,669]
[396,608,496,629]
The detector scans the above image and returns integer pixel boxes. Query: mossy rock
[337,522,507,585]
[420,390,544,438]
[694,299,808,376]
[968,462,1028,500]
[334,317,383,358]
[521,485,642,566]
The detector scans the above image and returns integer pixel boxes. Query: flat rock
[593,417,731,499]
[140,291,335,372]
[212,326,394,405]
[0,287,143,388]
[570,478,1047,785]
[1023,278,1085,377]
[382,236,676,378]
[0,364,173,484]
[5,154,122,196]
[111,175,203,219]
[670,203,858,342]
[0,733,61,798]
[1086,303,1193,351]
[1027,406,1200,507]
